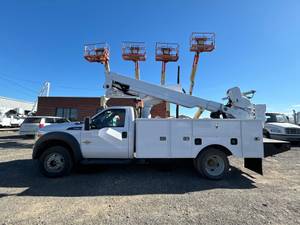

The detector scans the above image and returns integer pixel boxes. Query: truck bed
[135,118,264,159]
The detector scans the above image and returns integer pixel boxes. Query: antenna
[155,42,179,85]
[122,41,146,80]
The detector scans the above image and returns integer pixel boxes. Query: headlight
[270,128,282,133]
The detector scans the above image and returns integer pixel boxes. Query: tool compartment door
[136,119,170,158]
[241,120,264,158]
[170,120,192,157]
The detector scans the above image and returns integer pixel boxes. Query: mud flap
[244,158,263,175]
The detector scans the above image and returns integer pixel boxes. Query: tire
[25,134,35,139]
[38,146,73,178]
[194,148,229,180]
[263,129,270,138]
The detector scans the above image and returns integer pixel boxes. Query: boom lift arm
[104,72,266,120]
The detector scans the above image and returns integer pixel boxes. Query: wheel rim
[204,155,225,177]
[44,152,65,173]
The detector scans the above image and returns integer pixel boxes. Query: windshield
[91,109,125,129]
[266,114,288,123]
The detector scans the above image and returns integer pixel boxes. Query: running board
[80,159,135,165]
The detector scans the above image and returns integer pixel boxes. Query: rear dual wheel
[194,148,229,180]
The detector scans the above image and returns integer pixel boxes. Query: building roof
[0,96,34,104]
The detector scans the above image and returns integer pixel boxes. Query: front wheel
[38,146,73,178]
[194,148,229,180]
[263,129,270,138]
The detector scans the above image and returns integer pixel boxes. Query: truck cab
[80,106,135,159]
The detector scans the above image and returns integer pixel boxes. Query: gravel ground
[0,131,299,225]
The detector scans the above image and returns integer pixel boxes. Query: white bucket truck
[33,72,288,180]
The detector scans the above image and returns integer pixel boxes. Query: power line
[0,72,95,91]
[14,78,42,85]
[0,73,41,100]
[0,73,38,94]
[52,85,97,91]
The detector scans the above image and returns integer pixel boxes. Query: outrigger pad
[244,158,263,175]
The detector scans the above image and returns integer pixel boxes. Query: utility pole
[176,65,180,118]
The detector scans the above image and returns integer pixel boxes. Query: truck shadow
[0,135,34,149]
[291,142,300,147]
[0,142,34,149]
[0,159,256,197]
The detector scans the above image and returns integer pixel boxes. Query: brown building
[36,96,169,121]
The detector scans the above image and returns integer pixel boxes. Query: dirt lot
[0,130,299,225]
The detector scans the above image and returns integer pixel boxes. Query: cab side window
[55,118,70,123]
[91,109,126,129]
[45,118,55,123]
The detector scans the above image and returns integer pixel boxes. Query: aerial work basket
[84,43,110,63]
[122,42,146,61]
[155,42,179,62]
[190,32,215,52]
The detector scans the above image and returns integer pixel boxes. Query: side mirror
[84,117,91,130]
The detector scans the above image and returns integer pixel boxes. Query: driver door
[80,108,129,158]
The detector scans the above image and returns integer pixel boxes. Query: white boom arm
[104,72,266,120]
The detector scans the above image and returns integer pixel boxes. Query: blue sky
[0,0,299,116]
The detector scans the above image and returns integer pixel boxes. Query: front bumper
[263,138,291,157]
[19,130,37,136]
[270,134,300,142]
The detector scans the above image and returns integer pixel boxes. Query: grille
[285,128,300,135]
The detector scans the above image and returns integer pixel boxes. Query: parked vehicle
[292,110,300,126]
[0,108,27,127]
[31,73,290,180]
[19,116,70,136]
[35,106,266,180]
[264,112,300,142]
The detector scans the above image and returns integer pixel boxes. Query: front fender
[32,131,83,163]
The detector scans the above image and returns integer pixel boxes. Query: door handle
[82,140,92,144]
[122,132,127,139]
[183,136,190,141]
